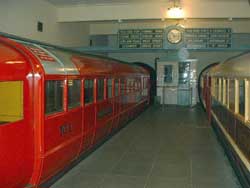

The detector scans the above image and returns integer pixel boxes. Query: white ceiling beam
[57,1,250,22]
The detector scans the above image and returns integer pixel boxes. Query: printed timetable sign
[184,28,232,49]
[119,29,164,49]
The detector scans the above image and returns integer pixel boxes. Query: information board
[184,28,232,49]
[119,29,164,49]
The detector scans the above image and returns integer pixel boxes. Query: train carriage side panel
[0,37,36,188]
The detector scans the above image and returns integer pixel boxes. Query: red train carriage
[199,52,250,188]
[0,36,150,188]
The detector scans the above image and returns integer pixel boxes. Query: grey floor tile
[52,173,103,188]
[193,176,241,188]
[101,175,146,188]
[146,177,191,188]
[151,160,191,179]
[111,160,153,177]
[75,158,117,175]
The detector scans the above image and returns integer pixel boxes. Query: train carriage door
[42,78,81,182]
[82,79,95,151]
[207,76,212,123]
[112,79,120,130]
[107,78,115,134]
[94,78,113,144]
[157,62,179,105]
[0,80,34,188]
[66,78,83,156]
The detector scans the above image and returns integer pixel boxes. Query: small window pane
[229,80,235,111]
[97,79,104,101]
[212,78,216,98]
[121,79,126,95]
[225,79,228,105]
[221,79,223,102]
[215,78,219,100]
[108,79,113,98]
[84,79,94,105]
[144,78,148,89]
[68,80,81,109]
[239,80,245,117]
[115,79,119,96]
[46,80,64,114]
[0,81,23,124]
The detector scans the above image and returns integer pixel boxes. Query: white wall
[0,0,89,47]
[108,51,242,76]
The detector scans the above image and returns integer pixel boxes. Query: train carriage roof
[0,37,34,80]
[208,51,250,78]
[0,35,149,78]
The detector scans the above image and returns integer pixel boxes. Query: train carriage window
[222,78,227,105]
[107,79,113,98]
[115,79,119,96]
[68,79,81,109]
[215,78,219,100]
[239,80,245,117]
[45,80,64,114]
[84,79,94,105]
[201,77,204,89]
[120,79,126,95]
[144,77,148,89]
[127,79,131,93]
[211,78,215,97]
[229,80,235,111]
[225,79,229,106]
[97,79,104,101]
[218,78,222,102]
[212,78,217,98]
[221,78,224,103]
[127,78,134,93]
[0,81,23,124]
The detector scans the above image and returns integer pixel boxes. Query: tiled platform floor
[52,105,241,188]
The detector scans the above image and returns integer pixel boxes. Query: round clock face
[167,29,182,44]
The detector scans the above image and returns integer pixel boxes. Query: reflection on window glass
[84,79,94,105]
[0,81,23,124]
[97,79,104,101]
[239,80,245,117]
[68,80,81,109]
[115,79,119,96]
[229,80,235,111]
[46,80,63,114]
[108,79,113,98]
[179,62,190,84]
[164,65,173,83]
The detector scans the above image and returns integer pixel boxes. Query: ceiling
[47,0,167,6]
[46,0,248,6]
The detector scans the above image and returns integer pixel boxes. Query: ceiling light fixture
[167,0,184,19]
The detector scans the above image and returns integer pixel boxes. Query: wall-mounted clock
[167,29,182,44]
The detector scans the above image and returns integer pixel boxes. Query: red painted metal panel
[82,104,96,151]
[0,38,35,188]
